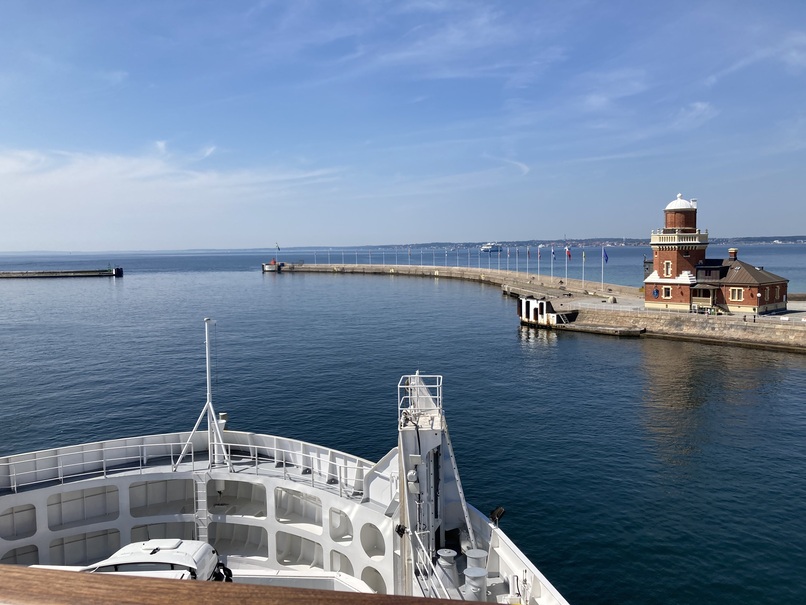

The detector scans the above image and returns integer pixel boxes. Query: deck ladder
[194,471,211,542]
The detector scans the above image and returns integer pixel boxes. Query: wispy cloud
[1,147,342,205]
[706,32,806,85]
[483,153,530,175]
[578,69,648,112]
[671,102,718,130]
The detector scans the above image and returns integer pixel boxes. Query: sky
[1,1,805,251]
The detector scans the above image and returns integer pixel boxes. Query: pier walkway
[274,262,639,301]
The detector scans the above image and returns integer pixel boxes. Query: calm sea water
[1,250,805,604]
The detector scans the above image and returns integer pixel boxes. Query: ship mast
[172,318,231,471]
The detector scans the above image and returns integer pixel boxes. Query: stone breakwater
[277,263,805,354]
[276,262,637,299]
[569,307,806,353]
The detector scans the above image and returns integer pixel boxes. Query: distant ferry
[480,242,502,253]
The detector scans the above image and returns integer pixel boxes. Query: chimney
[728,248,738,261]
[690,198,698,209]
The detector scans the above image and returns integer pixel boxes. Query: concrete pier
[277,263,806,354]
[272,262,637,299]
[0,267,123,279]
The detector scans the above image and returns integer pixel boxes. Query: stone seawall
[576,308,806,352]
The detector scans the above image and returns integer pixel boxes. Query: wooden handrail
[2,566,457,605]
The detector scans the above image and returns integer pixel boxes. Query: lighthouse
[644,194,709,311]
[644,194,788,314]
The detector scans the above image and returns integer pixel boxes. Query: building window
[705,270,712,277]
[729,288,743,302]
[764,287,769,302]
[775,285,780,300]
[662,286,672,299]
[663,261,673,277]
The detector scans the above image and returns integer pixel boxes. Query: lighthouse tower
[644,194,709,310]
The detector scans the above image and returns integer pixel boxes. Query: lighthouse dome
[665,193,697,210]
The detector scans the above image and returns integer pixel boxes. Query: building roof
[696,258,788,286]
[665,193,697,211]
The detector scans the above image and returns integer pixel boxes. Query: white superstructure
[0,319,569,604]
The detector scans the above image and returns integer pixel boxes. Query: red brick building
[644,194,788,314]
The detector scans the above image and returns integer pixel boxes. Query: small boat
[0,319,569,603]
[262,258,283,272]
[480,243,502,254]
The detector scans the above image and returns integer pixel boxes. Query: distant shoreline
[2,240,806,255]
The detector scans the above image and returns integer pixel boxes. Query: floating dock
[0,267,123,279]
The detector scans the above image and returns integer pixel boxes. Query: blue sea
[1,246,805,604]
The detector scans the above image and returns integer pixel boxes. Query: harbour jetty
[0,267,123,279]
[273,263,806,354]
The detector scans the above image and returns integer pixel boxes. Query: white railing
[0,439,197,493]
[398,374,443,426]
[0,431,383,500]
[407,527,452,599]
[225,441,375,499]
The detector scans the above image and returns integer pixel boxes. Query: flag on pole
[603,248,609,263]
[538,248,541,260]
[276,242,280,251]
[565,246,571,259]
[551,248,556,260]
[583,250,586,261]
[527,247,531,259]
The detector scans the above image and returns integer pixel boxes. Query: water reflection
[639,339,796,466]
[517,324,559,349]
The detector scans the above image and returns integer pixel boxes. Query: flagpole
[601,246,605,292]
[551,247,554,284]
[526,246,529,274]
[565,246,568,283]
[582,247,586,290]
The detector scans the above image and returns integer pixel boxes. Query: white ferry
[0,319,568,604]
[480,243,503,254]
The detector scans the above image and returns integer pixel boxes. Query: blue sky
[1,1,805,251]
